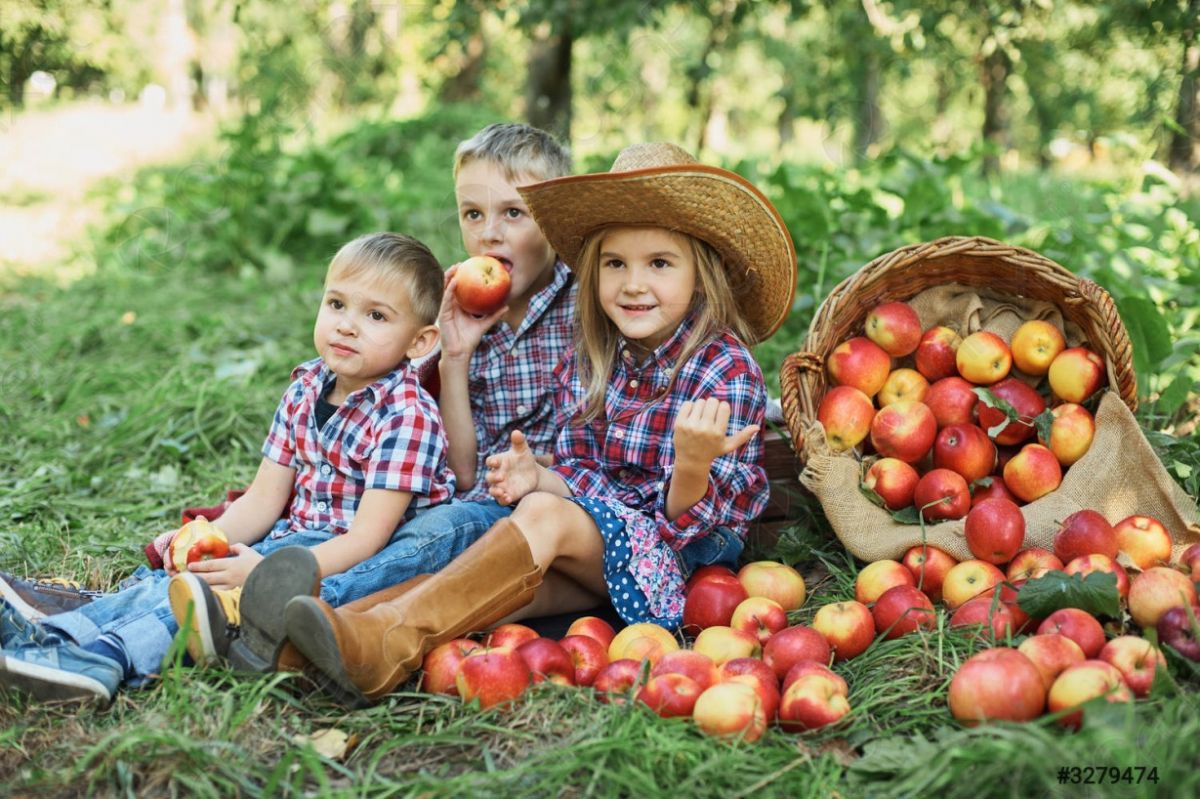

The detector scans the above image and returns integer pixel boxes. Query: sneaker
[227,546,320,673]
[0,571,101,621]
[167,573,240,665]
[0,642,122,704]
[0,598,60,649]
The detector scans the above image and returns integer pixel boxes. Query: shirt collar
[492,259,573,341]
[617,311,698,372]
[294,357,413,404]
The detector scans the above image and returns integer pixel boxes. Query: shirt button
[629,379,639,388]
[614,429,624,439]
[321,464,332,475]
[622,349,631,360]
[516,404,528,415]
[317,501,328,511]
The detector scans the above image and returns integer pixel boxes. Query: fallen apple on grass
[1037,608,1107,659]
[558,635,609,687]
[607,622,680,666]
[855,559,916,605]
[964,498,1025,565]
[811,600,875,661]
[420,638,483,696]
[692,681,768,742]
[1018,633,1086,690]
[1047,659,1132,729]
[1099,635,1167,698]
[516,637,576,686]
[1128,567,1199,629]
[778,673,851,732]
[762,625,832,681]
[871,585,936,639]
[637,673,702,718]
[863,458,920,510]
[683,574,748,633]
[737,561,807,611]
[901,545,957,603]
[949,647,1046,725]
[455,647,533,710]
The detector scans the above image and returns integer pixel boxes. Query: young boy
[0,232,454,703]
[221,122,577,674]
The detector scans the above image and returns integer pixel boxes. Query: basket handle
[1076,278,1138,412]
[780,351,824,459]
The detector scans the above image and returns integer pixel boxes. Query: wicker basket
[780,236,1137,462]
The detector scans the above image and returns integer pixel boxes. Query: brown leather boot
[284,519,541,706]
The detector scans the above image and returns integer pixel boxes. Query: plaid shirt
[459,259,576,500]
[261,357,455,537]
[550,314,768,620]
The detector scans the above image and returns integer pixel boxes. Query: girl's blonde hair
[572,226,754,424]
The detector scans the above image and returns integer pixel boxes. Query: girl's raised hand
[672,398,760,466]
[484,430,541,506]
[440,263,509,361]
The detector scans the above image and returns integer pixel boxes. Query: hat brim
[518,164,797,343]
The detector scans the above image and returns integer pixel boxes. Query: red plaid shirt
[261,358,455,536]
[460,259,576,500]
[550,314,768,620]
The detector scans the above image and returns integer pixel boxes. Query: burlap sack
[799,285,1200,563]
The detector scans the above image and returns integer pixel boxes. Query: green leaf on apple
[973,387,1019,439]
[859,484,888,510]
[890,505,922,525]
[1016,570,1120,619]
[968,476,993,495]
[1032,409,1055,445]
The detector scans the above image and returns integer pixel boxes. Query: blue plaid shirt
[262,358,455,536]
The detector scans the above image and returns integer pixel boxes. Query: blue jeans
[676,526,744,578]
[39,499,508,684]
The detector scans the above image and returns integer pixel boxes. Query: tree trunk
[526,25,573,143]
[980,47,1012,175]
[439,32,486,103]
[688,0,740,153]
[1169,12,1198,173]
[853,48,883,162]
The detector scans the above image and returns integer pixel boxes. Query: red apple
[516,637,576,686]
[924,376,979,429]
[762,625,831,681]
[781,661,848,696]
[1010,320,1066,376]
[693,682,768,742]
[934,424,998,484]
[996,580,1033,633]
[915,326,963,382]
[693,626,761,666]
[950,595,1016,642]
[723,673,781,723]
[683,574,748,633]
[817,386,876,452]
[1007,547,1064,581]
[737,561,807,611]
[686,564,737,590]
[1053,509,1117,563]
[421,638,483,696]
[637,673,702,718]
[941,560,1006,610]
[558,635,609,687]
[913,468,971,522]
[949,647,1046,725]
[1181,544,1200,579]
[564,615,617,649]
[1037,608,1106,659]
[827,336,892,397]
[729,596,789,645]
[1064,554,1129,600]
[592,658,645,703]
[870,400,937,463]
[877,368,929,407]
[1041,403,1095,467]
[901,545,958,603]
[971,478,1019,507]
[1018,633,1086,690]
[956,331,1012,385]
[485,623,539,650]
[1003,443,1063,503]
[169,518,230,573]
[863,458,920,510]
[651,650,720,692]
[865,301,922,357]
[811,600,875,661]
[607,622,679,665]
[964,498,1026,564]
[855,559,916,605]
[454,255,512,316]
[1157,605,1200,662]
[976,377,1046,446]
[1099,635,1167,698]
[1114,515,1172,571]
[1128,567,1199,629]
[872,585,936,639]
[1047,660,1132,728]
[1048,347,1106,404]
[778,673,851,731]
[455,647,533,709]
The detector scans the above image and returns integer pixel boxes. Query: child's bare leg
[492,570,605,625]
[509,492,608,597]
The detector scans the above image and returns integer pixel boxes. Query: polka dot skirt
[570,496,657,625]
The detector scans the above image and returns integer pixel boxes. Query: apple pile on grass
[420,560,856,743]
[819,302,1108,519]
[850,502,1200,728]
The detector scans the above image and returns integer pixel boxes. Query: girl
[273,143,797,706]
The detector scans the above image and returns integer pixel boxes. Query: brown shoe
[284,519,541,707]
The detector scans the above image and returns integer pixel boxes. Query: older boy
[0,233,453,702]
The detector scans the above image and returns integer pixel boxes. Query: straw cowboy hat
[517,142,797,343]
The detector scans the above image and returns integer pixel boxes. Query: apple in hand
[1048,347,1106,404]
[956,331,1012,385]
[683,575,748,633]
[558,635,609,687]
[1128,567,1200,629]
[913,468,971,522]
[827,336,892,397]
[516,637,576,685]
[872,585,936,639]
[812,601,875,661]
[1157,605,1200,662]
[170,518,230,573]
[965,498,1025,565]
[1010,320,1066,376]
[924,376,978,429]
[902,545,958,602]
[1047,660,1132,729]
[1003,443,1062,503]
[1113,515,1172,571]
[1099,635,1167,697]
[949,647,1046,725]
[737,561,807,611]
[976,377,1045,446]
[637,673,703,718]
[455,647,533,709]
[855,559,915,605]
[915,326,963,382]
[933,424,997,483]
[1018,633,1086,690]
[865,301,922,357]
[870,400,937,463]
[1053,509,1117,563]
[454,255,511,316]
[818,386,876,452]
[863,458,920,510]
[421,638,483,696]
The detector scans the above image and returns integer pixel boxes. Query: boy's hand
[440,263,509,361]
[484,430,541,506]
[672,398,759,469]
[186,544,263,591]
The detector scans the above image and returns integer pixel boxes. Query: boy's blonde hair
[572,226,754,424]
[454,123,572,184]
[327,233,443,325]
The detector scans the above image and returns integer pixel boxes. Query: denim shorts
[676,526,744,579]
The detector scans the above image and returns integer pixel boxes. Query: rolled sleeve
[261,383,300,468]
